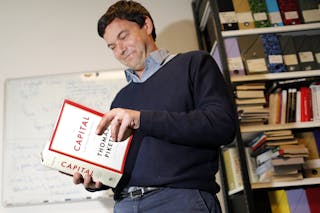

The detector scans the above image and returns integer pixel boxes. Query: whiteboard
[2,70,127,207]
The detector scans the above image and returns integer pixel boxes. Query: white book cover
[41,99,132,188]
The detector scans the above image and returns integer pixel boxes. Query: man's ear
[144,16,154,36]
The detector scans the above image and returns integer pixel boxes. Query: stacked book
[247,130,309,182]
[235,83,269,126]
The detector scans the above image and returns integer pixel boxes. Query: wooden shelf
[231,70,320,83]
[240,121,320,133]
[222,23,320,38]
[252,178,320,189]
[229,178,320,195]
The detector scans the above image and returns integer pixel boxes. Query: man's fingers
[73,172,84,185]
[110,117,121,141]
[118,118,131,141]
[96,111,115,135]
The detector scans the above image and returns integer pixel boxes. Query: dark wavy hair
[97,0,156,41]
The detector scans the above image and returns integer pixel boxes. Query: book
[222,147,243,192]
[245,147,258,183]
[236,83,266,90]
[300,87,313,122]
[271,157,304,166]
[268,190,291,213]
[41,99,133,188]
[286,189,311,213]
[305,187,320,213]
[236,90,265,99]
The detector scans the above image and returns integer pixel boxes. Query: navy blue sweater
[111,51,236,198]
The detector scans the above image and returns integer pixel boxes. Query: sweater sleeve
[140,51,237,149]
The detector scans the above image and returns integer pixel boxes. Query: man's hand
[73,173,104,191]
[96,108,140,142]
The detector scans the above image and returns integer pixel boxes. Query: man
[73,1,236,212]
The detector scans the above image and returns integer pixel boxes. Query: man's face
[104,18,151,72]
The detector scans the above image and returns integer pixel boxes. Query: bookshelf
[192,0,320,212]
[252,177,320,189]
[231,69,320,83]
[241,121,320,133]
[222,22,320,37]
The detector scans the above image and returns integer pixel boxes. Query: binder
[217,0,239,30]
[265,0,284,26]
[224,37,245,76]
[261,34,286,73]
[248,0,271,27]
[277,0,302,25]
[238,34,268,74]
[310,35,320,69]
[297,0,320,23]
[293,35,317,71]
[232,0,255,29]
[279,35,301,71]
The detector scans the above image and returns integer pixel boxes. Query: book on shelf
[268,190,291,213]
[236,97,266,105]
[305,187,320,213]
[236,90,265,99]
[300,87,313,122]
[222,147,243,192]
[286,188,311,213]
[245,147,258,183]
[236,83,266,91]
[310,84,320,121]
[41,99,133,188]
[271,157,304,166]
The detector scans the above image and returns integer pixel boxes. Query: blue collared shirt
[124,49,171,83]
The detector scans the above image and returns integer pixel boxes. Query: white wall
[0,0,224,212]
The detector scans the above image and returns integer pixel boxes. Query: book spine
[222,148,236,191]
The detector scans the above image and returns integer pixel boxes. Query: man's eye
[119,33,128,40]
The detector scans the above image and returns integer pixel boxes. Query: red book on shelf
[305,187,320,213]
[300,87,313,122]
[41,99,133,188]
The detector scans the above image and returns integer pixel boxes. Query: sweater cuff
[140,110,154,134]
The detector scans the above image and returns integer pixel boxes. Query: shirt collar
[124,49,169,83]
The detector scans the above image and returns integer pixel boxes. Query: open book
[41,99,132,188]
